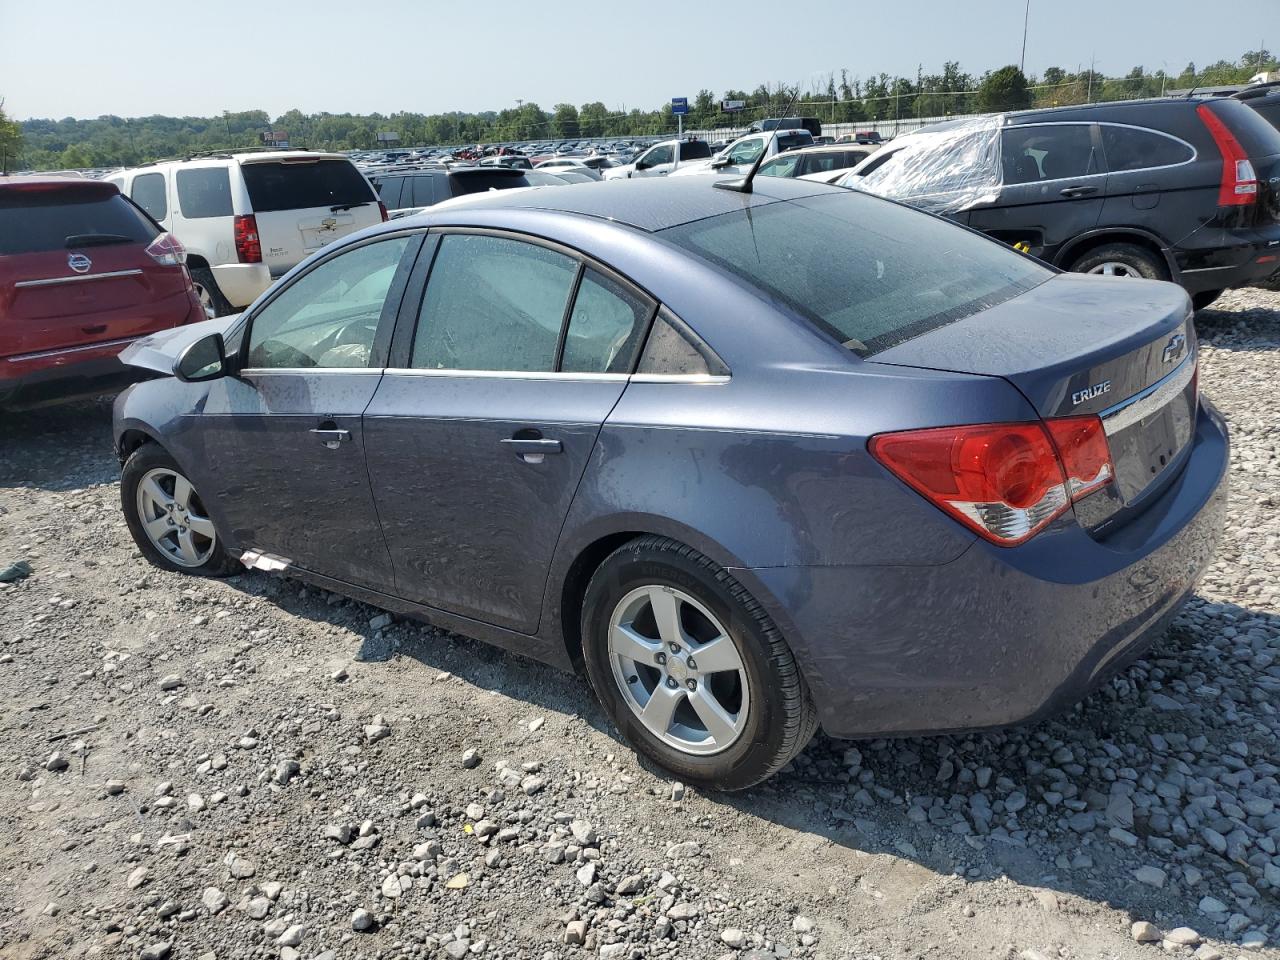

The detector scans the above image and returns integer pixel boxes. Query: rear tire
[1192,289,1223,310]
[1068,243,1168,281]
[121,444,238,577]
[189,266,233,318]
[581,536,817,791]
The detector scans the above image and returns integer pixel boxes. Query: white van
[106,151,384,316]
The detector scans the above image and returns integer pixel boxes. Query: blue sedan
[112,176,1228,790]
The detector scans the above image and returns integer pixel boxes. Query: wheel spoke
[144,515,173,542]
[172,475,193,510]
[647,588,686,648]
[612,623,661,665]
[176,529,201,564]
[186,514,216,539]
[691,635,741,674]
[688,688,738,746]
[142,476,172,510]
[639,685,682,737]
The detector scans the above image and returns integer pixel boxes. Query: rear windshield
[659,191,1050,357]
[682,140,712,160]
[452,172,536,195]
[1245,100,1280,135]
[778,133,814,151]
[0,191,157,256]
[1208,99,1280,156]
[241,159,376,213]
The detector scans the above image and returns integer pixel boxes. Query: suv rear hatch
[239,156,383,274]
[870,273,1197,534]
[0,180,191,360]
[1198,98,1280,227]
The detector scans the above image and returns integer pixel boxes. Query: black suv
[368,166,568,218]
[845,97,1280,307]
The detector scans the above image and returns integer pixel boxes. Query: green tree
[552,103,579,138]
[977,65,1032,112]
[0,100,23,173]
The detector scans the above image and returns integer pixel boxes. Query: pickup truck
[600,138,712,179]
[669,129,815,177]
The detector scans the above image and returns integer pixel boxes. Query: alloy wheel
[607,585,749,756]
[135,467,216,568]
[193,282,216,319]
[1087,261,1141,278]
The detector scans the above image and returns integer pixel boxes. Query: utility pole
[1087,54,1095,104]
[1020,0,1030,74]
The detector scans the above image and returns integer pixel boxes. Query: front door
[197,232,419,589]
[365,231,655,633]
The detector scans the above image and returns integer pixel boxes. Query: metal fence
[682,113,991,142]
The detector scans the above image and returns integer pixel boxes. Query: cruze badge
[67,252,92,273]
[1072,380,1111,405]
[1162,333,1186,364]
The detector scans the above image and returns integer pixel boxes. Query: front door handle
[1059,185,1099,198]
[501,438,563,455]
[310,425,351,450]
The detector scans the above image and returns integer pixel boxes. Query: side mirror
[710,156,730,169]
[635,160,650,171]
[174,332,227,382]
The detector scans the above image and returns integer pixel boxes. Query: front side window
[727,137,765,165]
[176,168,233,219]
[131,173,167,221]
[642,145,673,166]
[561,269,652,374]
[1002,124,1099,184]
[760,154,800,178]
[246,236,411,369]
[411,234,577,372]
[1100,125,1194,171]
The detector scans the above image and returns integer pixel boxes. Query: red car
[0,177,205,409]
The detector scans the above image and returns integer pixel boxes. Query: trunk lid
[239,157,382,274]
[870,273,1197,530]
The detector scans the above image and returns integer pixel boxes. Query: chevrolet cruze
[112,176,1228,789]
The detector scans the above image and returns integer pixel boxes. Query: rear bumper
[1,338,144,408]
[738,399,1230,740]
[210,263,273,309]
[1175,224,1280,294]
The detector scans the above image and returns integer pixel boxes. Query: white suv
[106,151,384,316]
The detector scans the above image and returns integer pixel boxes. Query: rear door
[238,157,383,277]
[0,183,188,360]
[364,231,656,633]
[968,123,1106,260]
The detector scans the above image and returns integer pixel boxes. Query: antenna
[715,82,802,194]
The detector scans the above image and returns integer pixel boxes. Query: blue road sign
[671,97,689,115]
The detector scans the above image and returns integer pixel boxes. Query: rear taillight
[145,232,186,267]
[869,417,1114,546]
[1197,104,1259,206]
[234,214,262,263]
[377,201,389,222]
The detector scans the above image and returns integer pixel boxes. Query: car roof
[412,174,841,232]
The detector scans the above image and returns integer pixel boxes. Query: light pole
[1020,0,1030,74]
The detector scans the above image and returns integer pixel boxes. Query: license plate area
[1101,356,1197,503]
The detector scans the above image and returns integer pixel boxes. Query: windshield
[241,159,376,213]
[851,116,1002,214]
[659,191,1049,356]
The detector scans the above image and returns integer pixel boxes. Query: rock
[667,902,699,920]
[615,874,644,895]
[187,793,206,812]
[139,942,172,960]
[1239,931,1267,950]
[351,908,375,932]
[381,873,403,899]
[570,819,596,845]
[276,924,306,947]
[158,674,182,690]
[201,887,229,915]
[1198,896,1229,916]
[126,866,148,889]
[792,915,815,934]
[364,722,390,743]
[1131,921,1161,942]
[721,928,748,948]
[224,852,255,878]
[1165,928,1201,947]
[598,945,628,959]
[323,824,354,845]
[369,612,393,630]
[260,881,282,901]
[445,872,469,889]
[461,748,480,769]
[563,920,588,945]
[1134,866,1166,888]
[528,717,544,732]
[671,782,686,801]
[44,752,69,772]
[443,941,470,960]
[1004,792,1027,813]
[1194,946,1225,960]
[246,896,271,920]
[272,759,300,785]
[666,841,700,859]
[104,779,126,795]
[576,863,596,886]
[521,774,546,795]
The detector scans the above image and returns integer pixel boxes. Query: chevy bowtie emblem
[320,217,337,231]
[1162,333,1186,364]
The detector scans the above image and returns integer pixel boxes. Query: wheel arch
[1054,228,1178,281]
[116,424,163,462]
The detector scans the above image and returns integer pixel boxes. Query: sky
[1,0,1273,120]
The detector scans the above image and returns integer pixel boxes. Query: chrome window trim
[629,373,731,385]
[1099,354,1196,436]
[14,269,144,289]
[1096,120,1199,173]
[5,335,140,363]
[239,367,384,376]
[381,368,631,382]
[999,119,1199,185]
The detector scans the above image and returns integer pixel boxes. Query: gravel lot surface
[1,287,1278,960]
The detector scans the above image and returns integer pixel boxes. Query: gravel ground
[1,287,1278,960]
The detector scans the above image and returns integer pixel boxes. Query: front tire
[581,536,817,791]
[1068,242,1168,281]
[121,444,237,577]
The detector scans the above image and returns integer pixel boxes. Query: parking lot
[0,287,1275,959]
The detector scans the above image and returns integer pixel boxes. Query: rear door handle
[1059,185,1099,198]
[501,438,563,455]
[310,426,351,449]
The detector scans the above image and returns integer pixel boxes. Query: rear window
[1244,100,1280,135]
[778,133,814,152]
[682,140,712,160]
[451,172,534,196]
[0,190,158,255]
[241,159,376,213]
[1206,99,1280,157]
[659,191,1049,357]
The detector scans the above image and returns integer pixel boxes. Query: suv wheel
[121,444,238,576]
[581,536,817,791]
[1192,289,1223,310]
[189,266,232,319]
[1068,243,1168,281]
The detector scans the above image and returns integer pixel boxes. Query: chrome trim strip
[14,269,145,289]
[239,367,385,376]
[381,368,631,382]
[5,335,140,363]
[236,368,732,384]
[629,373,731,384]
[1099,355,1195,436]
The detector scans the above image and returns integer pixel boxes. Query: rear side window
[409,176,437,206]
[177,168,233,219]
[412,234,577,372]
[0,190,158,255]
[561,269,653,374]
[240,159,375,213]
[1002,124,1099,183]
[682,140,712,160]
[660,191,1049,357]
[131,173,167,221]
[451,173,530,196]
[375,177,404,209]
[636,310,728,376]
[1100,126,1194,171]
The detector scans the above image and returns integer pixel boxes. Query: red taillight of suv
[378,201,389,222]
[869,417,1114,546]
[144,232,187,267]
[234,214,262,263]
[1197,104,1259,206]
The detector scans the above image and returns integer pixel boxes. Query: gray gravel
[0,286,1277,960]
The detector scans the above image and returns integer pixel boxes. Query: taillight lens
[1197,104,1259,206]
[145,232,186,266]
[377,201,389,222]
[869,418,1114,546]
[234,214,262,263]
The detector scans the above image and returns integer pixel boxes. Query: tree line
[3,50,1275,172]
